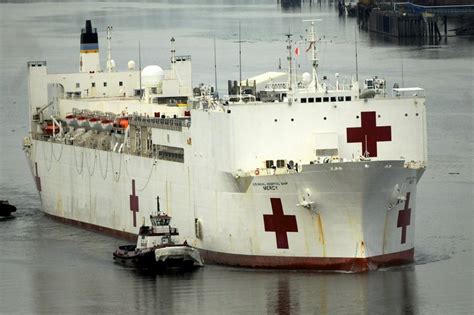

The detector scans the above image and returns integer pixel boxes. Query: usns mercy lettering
[23,20,427,271]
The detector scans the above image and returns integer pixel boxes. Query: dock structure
[358,0,474,40]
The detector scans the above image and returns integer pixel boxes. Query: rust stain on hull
[316,213,326,257]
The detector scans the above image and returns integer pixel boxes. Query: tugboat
[113,197,203,271]
[0,200,17,217]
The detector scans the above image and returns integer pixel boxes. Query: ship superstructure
[24,20,427,271]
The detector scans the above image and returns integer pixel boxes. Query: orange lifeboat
[118,117,129,129]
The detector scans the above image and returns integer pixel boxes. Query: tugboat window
[103,82,107,87]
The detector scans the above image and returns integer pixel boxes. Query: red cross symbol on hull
[397,192,412,244]
[263,198,298,249]
[129,179,139,227]
[346,111,392,157]
[34,162,41,192]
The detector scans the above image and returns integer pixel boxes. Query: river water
[0,1,472,314]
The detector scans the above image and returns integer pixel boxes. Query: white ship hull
[29,139,420,271]
[24,20,427,271]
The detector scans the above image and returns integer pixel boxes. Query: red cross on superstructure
[34,162,41,192]
[129,179,139,227]
[346,111,392,157]
[263,198,298,249]
[397,192,412,244]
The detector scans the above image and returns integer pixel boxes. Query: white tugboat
[113,197,203,270]
[24,20,426,271]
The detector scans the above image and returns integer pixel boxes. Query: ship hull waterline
[44,212,413,272]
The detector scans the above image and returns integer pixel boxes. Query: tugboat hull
[155,246,204,268]
[113,245,156,269]
[113,244,203,271]
[0,201,17,217]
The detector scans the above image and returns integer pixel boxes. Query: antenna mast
[303,19,321,92]
[106,26,113,72]
[138,41,142,100]
[401,51,405,88]
[355,26,359,82]
[214,37,218,97]
[285,31,293,103]
[170,37,176,70]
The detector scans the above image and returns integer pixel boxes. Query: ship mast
[303,20,321,92]
[106,26,113,72]
[170,37,176,70]
[285,32,293,104]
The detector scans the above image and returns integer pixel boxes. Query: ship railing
[235,167,298,178]
[392,87,425,98]
[129,116,191,131]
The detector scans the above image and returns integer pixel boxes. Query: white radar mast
[303,19,322,92]
[106,26,114,72]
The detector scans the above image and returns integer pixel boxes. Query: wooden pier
[358,0,474,40]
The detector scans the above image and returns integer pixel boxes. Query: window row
[76,81,124,88]
[300,96,351,103]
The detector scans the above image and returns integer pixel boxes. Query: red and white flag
[294,47,299,56]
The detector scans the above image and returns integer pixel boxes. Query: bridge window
[103,82,107,87]
[331,97,336,102]
[119,81,123,86]
[345,96,351,101]
[323,97,329,102]
[308,97,314,103]
[276,160,285,168]
[338,96,344,101]
[301,98,307,103]
[316,97,322,103]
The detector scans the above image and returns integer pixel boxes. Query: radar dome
[142,65,164,87]
[128,60,136,70]
[302,72,311,84]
